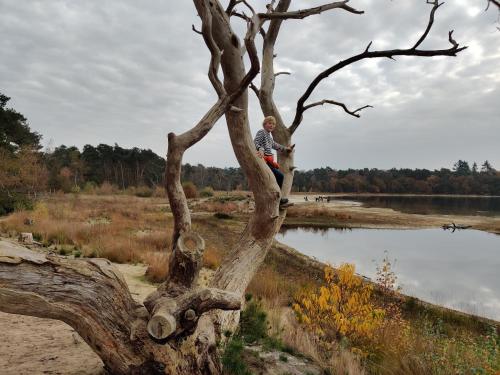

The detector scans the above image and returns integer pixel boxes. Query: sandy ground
[0,246,156,375]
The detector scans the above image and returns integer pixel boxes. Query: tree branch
[198,0,226,97]
[259,0,364,20]
[486,0,500,11]
[274,71,291,77]
[303,100,373,118]
[231,11,266,38]
[289,2,467,134]
[412,1,443,50]
[192,24,203,35]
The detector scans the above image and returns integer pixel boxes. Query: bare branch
[303,100,373,118]
[226,0,242,15]
[289,3,467,135]
[274,71,291,77]
[486,0,500,11]
[192,24,203,35]
[240,0,256,15]
[412,1,443,49]
[198,0,225,97]
[259,0,364,20]
[249,82,260,97]
[231,11,266,38]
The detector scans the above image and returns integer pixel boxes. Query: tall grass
[0,194,172,281]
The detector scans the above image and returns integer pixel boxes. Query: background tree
[0,93,46,213]
[0,1,467,374]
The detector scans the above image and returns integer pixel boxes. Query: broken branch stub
[147,288,241,340]
[168,231,205,289]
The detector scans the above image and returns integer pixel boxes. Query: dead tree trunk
[0,1,466,374]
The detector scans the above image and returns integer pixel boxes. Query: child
[254,116,294,207]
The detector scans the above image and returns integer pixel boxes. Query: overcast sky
[1,0,498,170]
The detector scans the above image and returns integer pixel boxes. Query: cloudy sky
[1,0,498,170]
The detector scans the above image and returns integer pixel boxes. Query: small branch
[198,0,226,97]
[226,0,242,15]
[240,0,256,16]
[231,11,267,38]
[259,0,364,20]
[192,24,203,35]
[274,71,291,77]
[486,0,500,11]
[412,1,443,50]
[249,82,260,98]
[303,100,373,118]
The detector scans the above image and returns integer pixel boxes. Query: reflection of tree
[280,225,352,236]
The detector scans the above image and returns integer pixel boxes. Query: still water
[333,195,500,217]
[277,227,500,321]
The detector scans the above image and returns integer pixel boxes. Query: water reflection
[280,225,351,235]
[277,227,500,321]
[332,195,500,217]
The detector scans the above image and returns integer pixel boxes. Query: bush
[0,192,34,215]
[70,185,81,194]
[182,181,198,199]
[200,186,214,197]
[153,185,166,197]
[221,337,252,375]
[293,264,384,343]
[214,212,232,220]
[96,182,117,195]
[82,181,97,194]
[135,185,153,198]
[240,299,268,344]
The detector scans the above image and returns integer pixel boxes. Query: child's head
[262,116,276,132]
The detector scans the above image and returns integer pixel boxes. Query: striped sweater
[254,129,285,156]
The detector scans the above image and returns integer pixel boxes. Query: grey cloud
[0,0,498,169]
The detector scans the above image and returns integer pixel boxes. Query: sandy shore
[287,194,500,234]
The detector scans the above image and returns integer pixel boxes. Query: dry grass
[196,201,240,214]
[286,204,352,220]
[203,244,222,270]
[247,266,289,303]
[143,251,170,283]
[0,194,173,281]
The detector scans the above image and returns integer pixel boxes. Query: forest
[1,90,499,215]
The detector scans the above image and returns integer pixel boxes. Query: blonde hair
[262,116,276,127]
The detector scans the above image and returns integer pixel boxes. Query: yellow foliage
[293,264,384,342]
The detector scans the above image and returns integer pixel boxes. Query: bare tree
[0,1,466,374]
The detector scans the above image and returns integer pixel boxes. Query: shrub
[293,264,384,343]
[240,299,268,344]
[96,181,117,195]
[200,186,214,197]
[221,337,252,375]
[153,185,166,197]
[70,185,81,194]
[82,181,97,194]
[214,212,232,220]
[0,192,35,215]
[135,185,153,198]
[182,181,198,199]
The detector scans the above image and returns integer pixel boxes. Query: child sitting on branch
[254,115,294,208]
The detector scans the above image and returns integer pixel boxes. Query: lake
[332,195,500,217]
[277,227,500,321]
